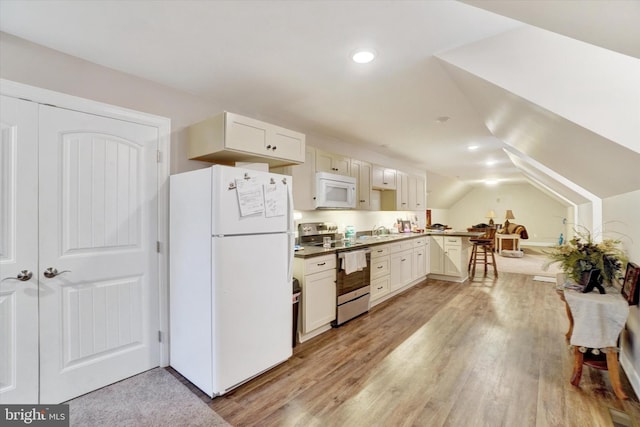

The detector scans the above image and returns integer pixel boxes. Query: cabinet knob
[266,144,271,149]
[360,200,366,203]
[272,145,277,150]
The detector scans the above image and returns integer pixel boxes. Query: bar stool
[468,227,498,279]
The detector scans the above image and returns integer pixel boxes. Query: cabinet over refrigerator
[169,165,294,397]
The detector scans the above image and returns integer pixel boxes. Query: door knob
[43,267,71,278]
[1,270,33,282]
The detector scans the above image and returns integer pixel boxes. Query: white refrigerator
[169,165,294,397]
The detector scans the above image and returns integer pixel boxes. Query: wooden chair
[467,227,498,279]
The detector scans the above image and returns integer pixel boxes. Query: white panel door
[0,96,39,404]
[38,105,160,403]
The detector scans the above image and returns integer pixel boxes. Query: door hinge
[157,241,161,253]
[157,150,161,163]
[158,330,162,342]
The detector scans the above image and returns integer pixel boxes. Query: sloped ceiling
[461,0,640,60]
[436,25,640,202]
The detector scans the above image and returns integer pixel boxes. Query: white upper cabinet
[316,150,350,175]
[188,112,305,166]
[408,174,426,210]
[350,159,372,210]
[372,166,396,190]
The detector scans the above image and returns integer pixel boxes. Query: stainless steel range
[335,249,371,326]
[297,222,371,325]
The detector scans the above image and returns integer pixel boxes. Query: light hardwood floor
[171,272,640,427]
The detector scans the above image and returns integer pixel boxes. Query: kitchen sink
[357,234,403,241]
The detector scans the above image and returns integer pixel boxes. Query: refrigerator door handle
[286,178,294,283]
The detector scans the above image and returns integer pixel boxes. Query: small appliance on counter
[298,222,338,247]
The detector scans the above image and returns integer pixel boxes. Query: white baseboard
[521,241,555,247]
[620,350,640,398]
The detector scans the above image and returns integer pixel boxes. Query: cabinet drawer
[370,257,390,279]
[400,240,415,251]
[370,276,390,300]
[413,238,426,247]
[371,245,390,258]
[304,254,336,274]
[444,237,461,246]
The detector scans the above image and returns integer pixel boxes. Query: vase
[581,269,605,294]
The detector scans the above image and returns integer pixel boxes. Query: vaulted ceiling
[1,0,638,208]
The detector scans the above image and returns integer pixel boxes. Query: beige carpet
[66,368,230,427]
[493,247,561,277]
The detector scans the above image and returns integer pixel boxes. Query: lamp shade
[485,210,496,219]
[505,210,515,220]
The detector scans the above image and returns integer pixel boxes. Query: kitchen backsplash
[294,209,425,238]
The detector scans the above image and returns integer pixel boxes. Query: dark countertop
[294,231,484,259]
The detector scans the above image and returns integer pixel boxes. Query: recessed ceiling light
[351,49,376,63]
[467,145,479,151]
[485,179,498,186]
[485,160,496,166]
[435,116,450,124]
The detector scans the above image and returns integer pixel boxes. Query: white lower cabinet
[389,239,415,291]
[412,237,427,280]
[293,254,337,342]
[429,236,470,282]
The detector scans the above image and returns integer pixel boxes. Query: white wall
[447,183,568,244]
[603,189,640,395]
[0,32,217,175]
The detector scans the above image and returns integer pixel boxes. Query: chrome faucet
[372,225,389,236]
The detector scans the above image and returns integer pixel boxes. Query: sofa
[499,223,529,250]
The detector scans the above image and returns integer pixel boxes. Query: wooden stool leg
[490,249,498,277]
[470,244,478,279]
[605,349,628,400]
[570,347,583,387]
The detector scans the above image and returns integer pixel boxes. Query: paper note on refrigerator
[236,178,265,216]
[264,183,286,217]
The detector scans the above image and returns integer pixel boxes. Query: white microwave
[315,172,357,209]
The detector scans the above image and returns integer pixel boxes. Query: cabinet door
[430,236,445,274]
[412,247,426,280]
[269,125,305,163]
[415,176,425,210]
[316,150,350,175]
[278,146,316,211]
[351,159,372,210]
[424,240,431,275]
[372,166,396,190]
[302,269,336,333]
[444,246,462,276]
[390,250,412,291]
[225,112,269,154]
[398,172,409,210]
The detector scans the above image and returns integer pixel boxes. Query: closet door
[0,96,39,404]
[38,105,160,403]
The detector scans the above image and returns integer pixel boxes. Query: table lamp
[505,210,515,228]
[485,210,496,225]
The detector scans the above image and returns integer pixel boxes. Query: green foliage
[544,228,627,285]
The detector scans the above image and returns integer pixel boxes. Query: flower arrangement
[544,228,627,286]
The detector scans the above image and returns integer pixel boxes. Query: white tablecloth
[564,290,629,349]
